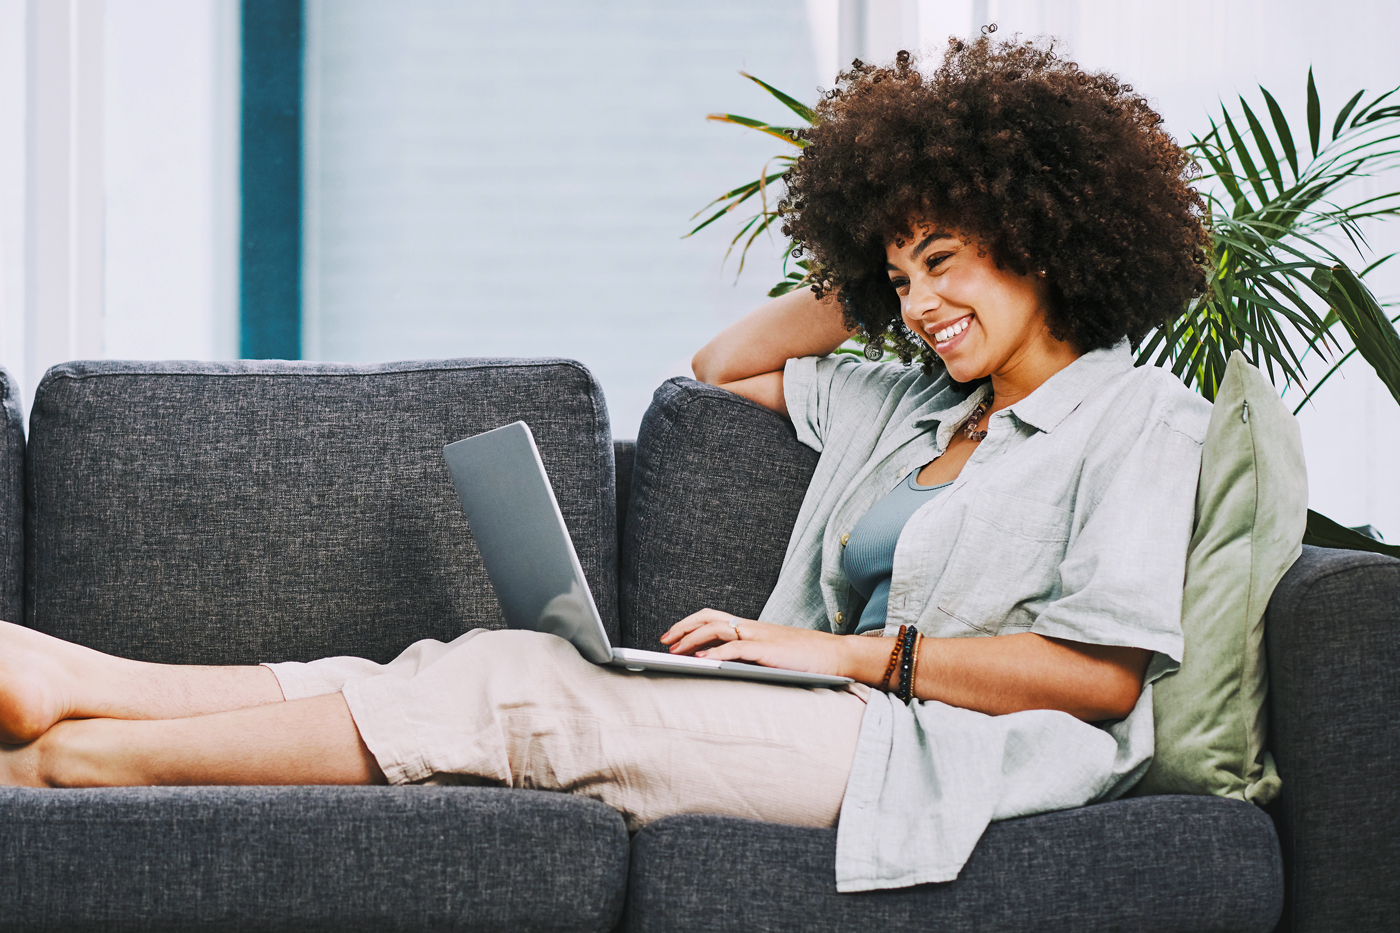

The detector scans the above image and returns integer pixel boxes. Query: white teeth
[928,317,971,343]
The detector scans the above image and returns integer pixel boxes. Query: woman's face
[885,224,1059,384]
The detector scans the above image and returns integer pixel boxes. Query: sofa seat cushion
[626,796,1281,933]
[0,785,628,933]
[26,358,617,665]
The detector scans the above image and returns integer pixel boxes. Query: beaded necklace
[962,393,993,441]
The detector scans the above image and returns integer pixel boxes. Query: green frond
[1260,86,1299,179]
[1307,68,1322,157]
[739,71,818,124]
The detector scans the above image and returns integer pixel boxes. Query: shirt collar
[913,340,1134,436]
[1005,341,1134,434]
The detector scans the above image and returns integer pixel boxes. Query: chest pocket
[926,493,1071,636]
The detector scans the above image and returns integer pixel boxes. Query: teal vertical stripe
[240,0,303,359]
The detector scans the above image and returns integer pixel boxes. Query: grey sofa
[0,359,1394,933]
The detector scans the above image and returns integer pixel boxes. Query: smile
[927,314,973,344]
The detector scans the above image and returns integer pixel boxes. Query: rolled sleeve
[784,354,922,454]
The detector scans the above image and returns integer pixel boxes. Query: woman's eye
[888,277,909,292]
[925,253,950,271]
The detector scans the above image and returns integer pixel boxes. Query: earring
[863,342,883,361]
[1036,269,1047,278]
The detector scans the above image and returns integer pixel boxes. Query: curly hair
[780,33,1211,368]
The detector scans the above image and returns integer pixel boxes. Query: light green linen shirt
[763,343,1211,892]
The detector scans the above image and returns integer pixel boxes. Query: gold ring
[728,617,742,640]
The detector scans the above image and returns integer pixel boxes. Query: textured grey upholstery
[619,379,817,649]
[25,359,617,665]
[1265,544,1400,933]
[13,362,1391,933]
[0,365,22,624]
[0,785,628,933]
[626,797,1282,933]
[615,438,635,566]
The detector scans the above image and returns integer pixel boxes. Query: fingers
[668,618,741,657]
[694,639,766,663]
[661,609,762,657]
[660,608,730,645]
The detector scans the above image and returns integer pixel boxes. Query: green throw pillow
[1135,351,1307,804]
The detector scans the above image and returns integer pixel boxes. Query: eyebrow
[886,231,954,271]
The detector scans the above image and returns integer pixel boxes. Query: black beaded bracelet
[896,624,919,703]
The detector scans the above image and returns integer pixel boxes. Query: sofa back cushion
[0,366,22,625]
[619,378,817,650]
[26,359,616,665]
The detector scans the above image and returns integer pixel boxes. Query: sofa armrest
[1265,544,1400,933]
[0,367,20,625]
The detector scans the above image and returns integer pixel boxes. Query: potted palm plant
[690,67,1400,557]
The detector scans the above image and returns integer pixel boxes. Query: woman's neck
[986,334,1083,412]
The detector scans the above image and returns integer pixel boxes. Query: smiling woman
[689,32,1217,889]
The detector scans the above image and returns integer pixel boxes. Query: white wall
[0,0,25,397]
[103,0,239,365]
[302,0,817,440]
[0,0,238,415]
[6,0,106,411]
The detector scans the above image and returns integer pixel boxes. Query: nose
[901,279,941,329]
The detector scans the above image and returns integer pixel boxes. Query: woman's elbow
[1088,667,1146,721]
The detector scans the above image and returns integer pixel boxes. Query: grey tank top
[843,470,952,634]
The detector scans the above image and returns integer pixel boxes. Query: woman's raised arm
[691,287,856,415]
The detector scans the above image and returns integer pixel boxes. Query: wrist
[838,632,896,684]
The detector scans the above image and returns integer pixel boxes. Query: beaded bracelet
[908,633,923,702]
[879,625,907,693]
[896,625,919,703]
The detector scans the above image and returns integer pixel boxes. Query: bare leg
[0,692,384,788]
[0,620,284,744]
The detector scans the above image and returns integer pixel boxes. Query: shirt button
[835,612,844,626]
[840,533,850,546]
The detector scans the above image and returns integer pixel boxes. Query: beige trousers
[265,629,868,831]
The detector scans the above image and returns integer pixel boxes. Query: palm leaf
[1221,111,1271,207]
[1291,308,1400,414]
[706,113,805,147]
[1316,264,1400,405]
[1240,97,1284,194]
[740,71,818,124]
[1307,68,1322,157]
[1333,89,1367,140]
[1261,86,1299,179]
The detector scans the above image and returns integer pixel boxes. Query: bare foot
[0,621,77,744]
[0,738,44,787]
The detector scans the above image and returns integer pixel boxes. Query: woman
[0,36,1210,891]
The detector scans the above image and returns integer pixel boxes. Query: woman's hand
[660,608,861,678]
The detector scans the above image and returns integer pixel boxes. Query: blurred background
[0,0,1396,536]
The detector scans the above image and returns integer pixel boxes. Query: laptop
[443,421,852,688]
